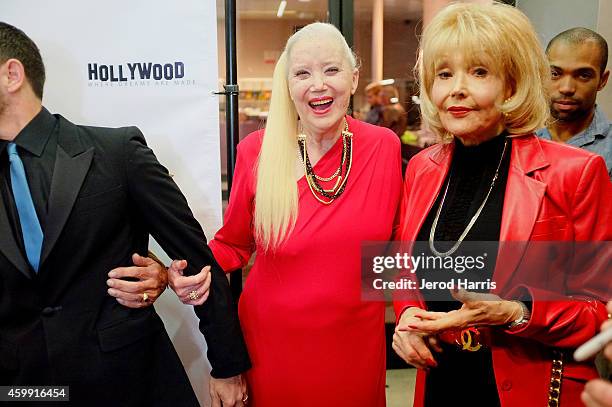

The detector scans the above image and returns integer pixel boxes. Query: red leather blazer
[394,134,612,407]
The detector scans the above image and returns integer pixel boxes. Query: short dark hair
[547,27,608,74]
[0,22,45,99]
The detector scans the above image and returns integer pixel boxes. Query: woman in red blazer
[392,3,611,407]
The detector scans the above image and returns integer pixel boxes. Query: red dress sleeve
[209,133,261,272]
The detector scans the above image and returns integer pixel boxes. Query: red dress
[210,116,402,407]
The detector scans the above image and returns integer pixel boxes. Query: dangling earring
[502,97,512,119]
[297,119,306,140]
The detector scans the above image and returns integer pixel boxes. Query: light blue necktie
[7,142,43,272]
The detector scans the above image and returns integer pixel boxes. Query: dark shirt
[0,107,58,248]
[415,134,511,407]
[364,104,383,125]
[380,103,407,138]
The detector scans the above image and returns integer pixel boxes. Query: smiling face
[431,51,509,145]
[287,37,358,138]
[547,40,609,122]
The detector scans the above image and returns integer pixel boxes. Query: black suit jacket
[0,113,250,405]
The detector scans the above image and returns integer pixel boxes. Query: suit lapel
[39,117,94,269]
[0,197,32,278]
[493,135,548,294]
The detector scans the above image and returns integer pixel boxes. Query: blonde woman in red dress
[170,22,402,406]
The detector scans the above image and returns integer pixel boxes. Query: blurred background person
[364,80,384,125]
[392,3,611,407]
[380,85,408,139]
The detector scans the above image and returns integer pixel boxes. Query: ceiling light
[277,1,287,17]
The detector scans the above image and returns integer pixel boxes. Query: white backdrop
[1,1,223,405]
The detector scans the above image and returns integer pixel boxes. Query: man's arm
[121,127,251,378]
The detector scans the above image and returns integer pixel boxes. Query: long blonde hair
[417,2,550,141]
[254,22,356,251]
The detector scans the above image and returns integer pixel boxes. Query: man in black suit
[0,22,250,405]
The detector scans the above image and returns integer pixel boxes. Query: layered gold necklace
[297,119,353,205]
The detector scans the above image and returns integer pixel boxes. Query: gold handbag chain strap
[548,350,563,407]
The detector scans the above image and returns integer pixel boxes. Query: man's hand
[167,259,211,306]
[582,379,612,407]
[210,374,248,407]
[107,253,168,308]
[603,301,612,361]
[581,300,612,407]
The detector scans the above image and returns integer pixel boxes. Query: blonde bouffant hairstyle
[254,22,357,251]
[417,2,550,141]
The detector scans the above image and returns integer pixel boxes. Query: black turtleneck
[415,133,511,407]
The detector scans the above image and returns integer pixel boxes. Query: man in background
[537,27,611,178]
[379,85,408,139]
[364,81,383,126]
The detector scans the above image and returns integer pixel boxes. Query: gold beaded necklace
[297,119,353,205]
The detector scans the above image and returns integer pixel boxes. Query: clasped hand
[393,289,523,370]
[398,289,523,333]
[167,259,212,306]
[106,253,169,308]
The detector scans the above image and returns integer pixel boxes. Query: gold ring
[188,290,199,301]
[142,293,149,303]
[242,394,249,402]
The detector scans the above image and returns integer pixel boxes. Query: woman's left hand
[397,289,523,333]
[167,260,212,306]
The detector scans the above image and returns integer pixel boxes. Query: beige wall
[218,18,304,83]
[231,17,419,83]
[517,0,611,117]
[423,0,492,26]
[354,18,419,83]
[237,19,305,78]
[598,0,612,117]
[223,16,421,110]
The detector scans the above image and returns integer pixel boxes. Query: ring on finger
[188,290,200,301]
[142,293,150,303]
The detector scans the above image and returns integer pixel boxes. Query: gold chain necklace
[299,145,346,182]
[297,119,353,205]
[429,138,508,257]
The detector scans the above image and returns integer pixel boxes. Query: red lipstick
[447,106,473,118]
